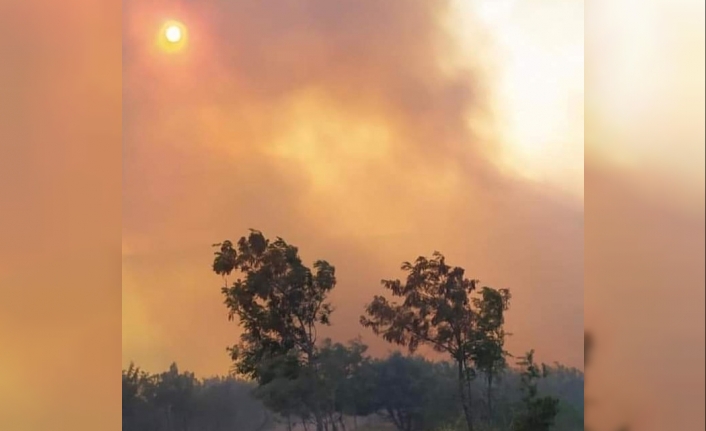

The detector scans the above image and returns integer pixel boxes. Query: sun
[158,20,188,52]
[165,25,182,43]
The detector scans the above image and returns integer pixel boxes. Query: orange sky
[0,0,122,428]
[122,0,584,375]
[2,1,703,430]
[584,2,704,429]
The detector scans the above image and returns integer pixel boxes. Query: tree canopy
[212,230,336,381]
[360,252,512,431]
[120,231,582,431]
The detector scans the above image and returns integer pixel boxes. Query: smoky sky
[122,0,583,375]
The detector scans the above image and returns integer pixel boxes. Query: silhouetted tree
[212,230,336,431]
[122,363,153,431]
[317,338,370,430]
[122,356,584,431]
[369,352,458,431]
[122,363,272,431]
[472,287,511,422]
[511,351,559,431]
[360,252,510,431]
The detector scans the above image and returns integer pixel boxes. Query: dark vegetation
[123,230,584,431]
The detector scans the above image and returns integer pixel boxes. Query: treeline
[123,230,584,431]
[122,363,272,431]
[122,352,583,431]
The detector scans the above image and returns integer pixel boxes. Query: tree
[152,363,199,431]
[122,362,273,431]
[472,287,511,422]
[316,338,370,430]
[360,252,510,431]
[511,351,559,431]
[253,366,311,431]
[370,353,457,431]
[343,352,379,425]
[121,357,585,431]
[122,363,153,431]
[212,230,337,431]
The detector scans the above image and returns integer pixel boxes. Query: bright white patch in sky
[451,0,584,197]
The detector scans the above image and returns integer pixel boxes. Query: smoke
[122,0,583,374]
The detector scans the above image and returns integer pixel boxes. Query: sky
[0,1,702,430]
[584,2,704,429]
[0,0,122,427]
[122,0,585,375]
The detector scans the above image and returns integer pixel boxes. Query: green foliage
[472,287,512,422]
[213,231,342,431]
[198,235,583,431]
[252,338,375,429]
[511,351,559,431]
[317,338,372,418]
[123,358,584,431]
[212,230,336,382]
[122,363,271,431]
[254,364,316,425]
[360,252,511,431]
[369,353,458,431]
[122,363,154,430]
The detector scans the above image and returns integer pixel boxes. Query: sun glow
[165,25,182,43]
[159,20,188,52]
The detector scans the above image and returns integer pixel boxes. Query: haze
[122,0,584,376]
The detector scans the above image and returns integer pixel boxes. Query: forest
[123,230,584,431]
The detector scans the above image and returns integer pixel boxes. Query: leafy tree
[344,352,380,422]
[252,339,372,431]
[122,363,272,431]
[123,363,143,416]
[315,338,370,430]
[122,356,585,431]
[212,230,337,431]
[360,252,510,431]
[511,351,559,431]
[152,363,199,431]
[472,287,511,421]
[252,369,309,431]
[122,363,153,430]
[369,352,451,431]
